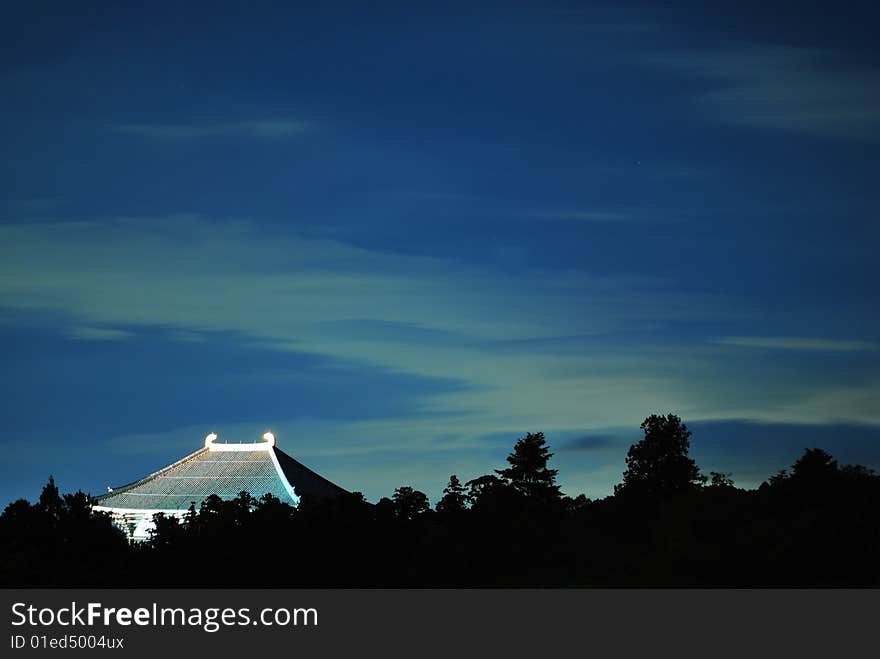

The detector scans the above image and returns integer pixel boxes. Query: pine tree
[496,432,561,500]
[37,476,63,523]
[436,475,468,514]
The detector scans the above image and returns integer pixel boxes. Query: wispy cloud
[68,326,133,341]
[0,215,729,426]
[110,119,313,140]
[652,44,880,142]
[1,214,877,478]
[713,336,877,352]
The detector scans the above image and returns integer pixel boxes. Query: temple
[93,431,347,540]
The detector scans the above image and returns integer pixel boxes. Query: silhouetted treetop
[615,414,706,498]
[709,472,736,489]
[464,474,507,508]
[38,475,63,522]
[392,486,430,520]
[496,431,561,501]
[436,475,468,514]
[764,448,849,490]
[791,448,838,481]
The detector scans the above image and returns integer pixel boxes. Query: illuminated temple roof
[94,432,347,513]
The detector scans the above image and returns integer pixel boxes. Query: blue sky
[2,1,878,505]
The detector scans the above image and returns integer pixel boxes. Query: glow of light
[205,430,275,452]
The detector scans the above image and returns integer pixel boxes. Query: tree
[199,494,224,517]
[391,486,430,521]
[709,471,735,489]
[564,493,591,514]
[840,464,877,480]
[183,502,198,529]
[765,468,789,487]
[765,449,842,491]
[148,513,185,548]
[251,493,295,527]
[37,476,63,523]
[436,475,468,514]
[232,491,257,526]
[464,474,507,508]
[496,431,561,500]
[791,448,838,482]
[614,414,705,498]
[0,499,39,551]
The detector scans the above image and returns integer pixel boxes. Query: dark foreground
[2,415,878,587]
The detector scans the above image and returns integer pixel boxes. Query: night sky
[2,1,878,506]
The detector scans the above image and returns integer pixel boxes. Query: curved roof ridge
[95,446,208,502]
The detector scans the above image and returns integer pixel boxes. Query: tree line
[1,413,878,587]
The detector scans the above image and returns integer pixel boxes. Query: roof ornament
[203,430,276,452]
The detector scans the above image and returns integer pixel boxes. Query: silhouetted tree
[791,448,838,481]
[840,464,877,480]
[709,472,735,489]
[183,502,198,529]
[374,497,396,524]
[765,468,789,487]
[37,475,63,523]
[148,513,185,548]
[615,414,705,498]
[392,486,430,520]
[232,491,257,526]
[0,499,41,560]
[464,474,507,507]
[436,475,468,514]
[63,490,94,521]
[496,432,561,500]
[564,493,591,513]
[200,493,224,516]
